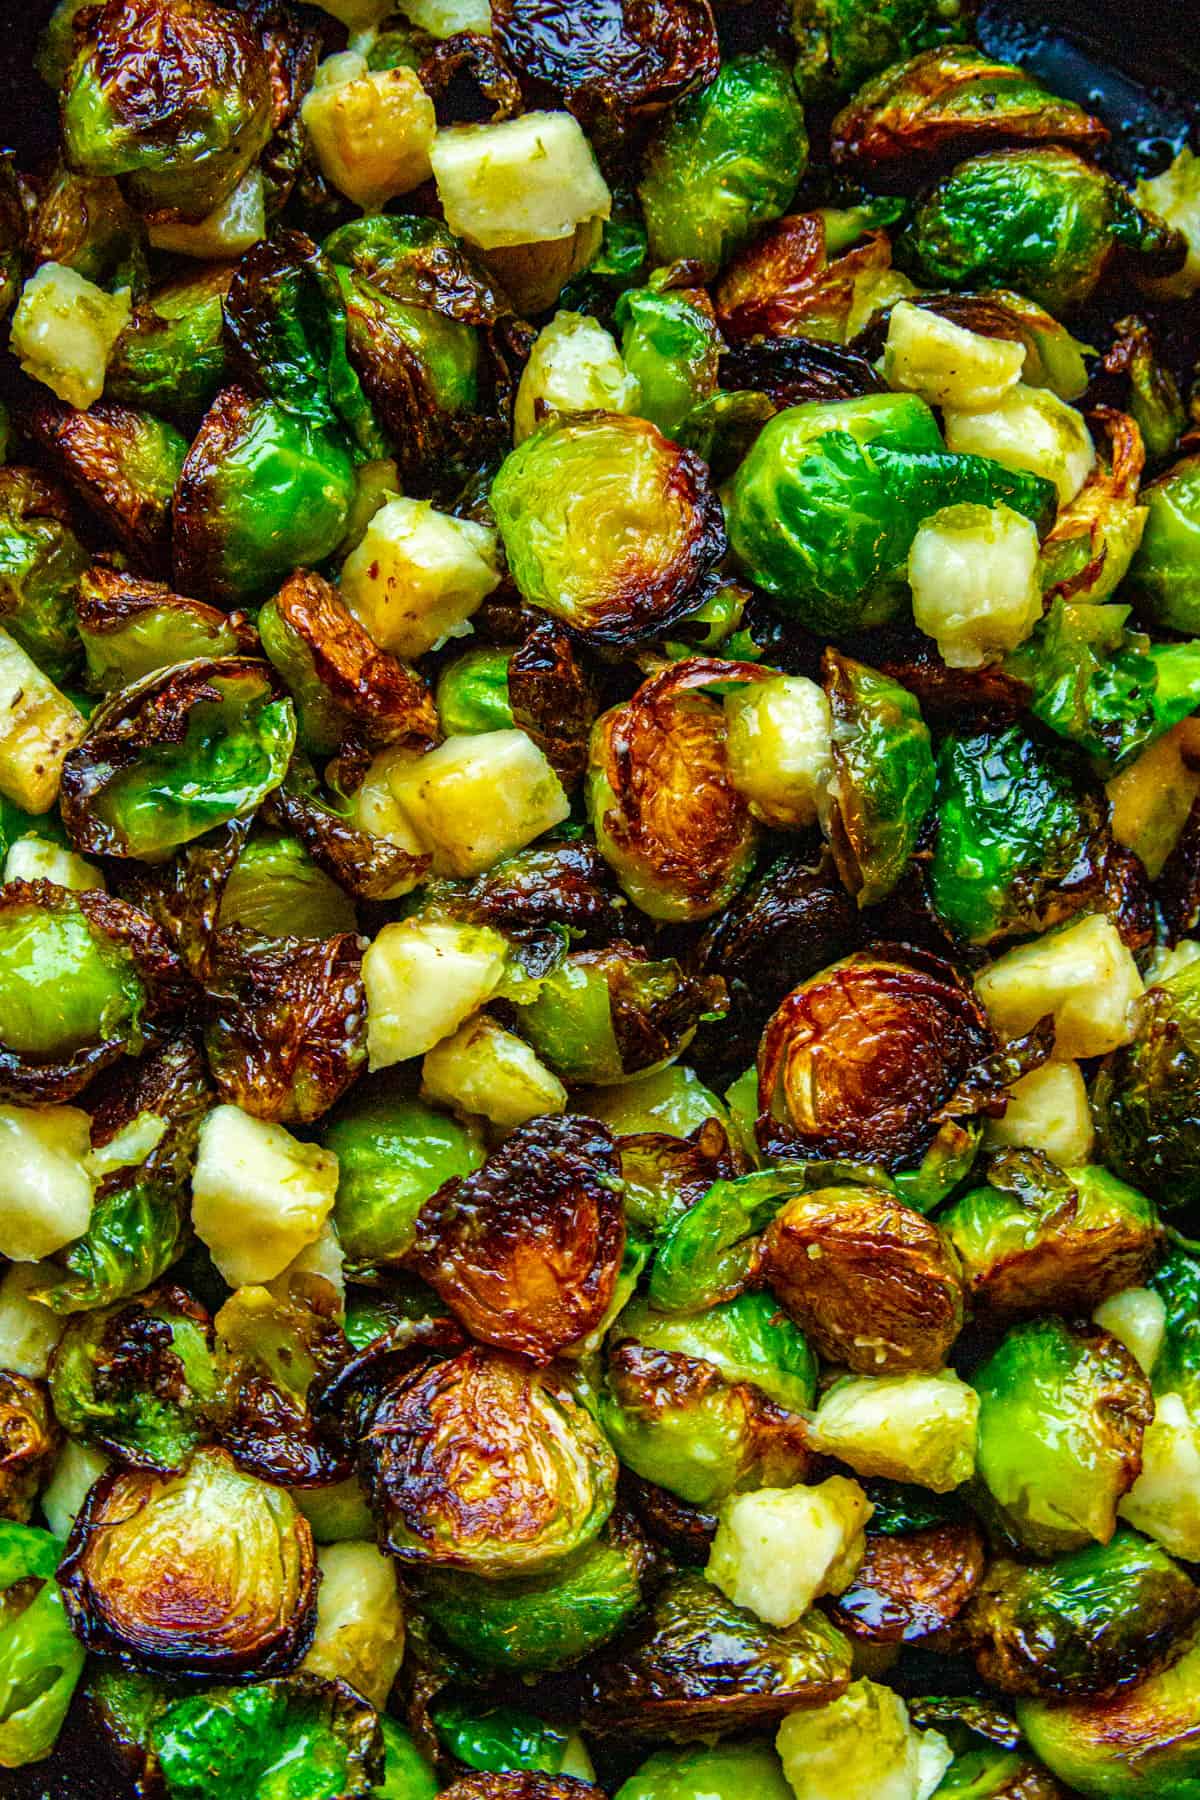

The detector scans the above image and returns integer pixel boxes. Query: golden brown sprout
[0,1372,60,1523]
[28,398,186,574]
[828,1519,986,1644]
[59,1446,318,1677]
[407,1115,626,1362]
[508,619,598,792]
[756,1184,965,1371]
[715,213,899,342]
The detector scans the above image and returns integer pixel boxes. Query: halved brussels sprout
[216,834,357,940]
[968,1528,1200,1700]
[61,658,295,861]
[904,147,1185,314]
[828,1515,985,1646]
[614,1742,793,1800]
[173,389,355,606]
[587,658,764,923]
[61,0,272,223]
[715,208,909,346]
[418,1523,645,1674]
[756,948,997,1171]
[0,469,87,686]
[1127,454,1200,639]
[0,1521,85,1769]
[491,413,724,645]
[150,1676,384,1800]
[59,1446,317,1676]
[725,392,1056,637]
[105,264,231,428]
[929,724,1106,946]
[1094,953,1200,1213]
[582,1571,851,1736]
[637,52,808,277]
[516,944,722,1087]
[360,1348,617,1576]
[756,1182,964,1371]
[323,1083,484,1272]
[823,648,935,906]
[406,1114,625,1362]
[0,1374,59,1524]
[940,1152,1160,1320]
[791,0,971,101]
[29,398,187,575]
[436,648,514,739]
[47,1285,215,1473]
[831,45,1107,185]
[0,880,183,1104]
[971,1317,1153,1555]
[75,563,252,695]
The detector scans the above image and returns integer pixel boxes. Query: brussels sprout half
[823,647,935,907]
[0,468,88,686]
[0,1521,85,1769]
[150,1675,384,1800]
[516,943,723,1087]
[0,1374,59,1524]
[1094,954,1200,1213]
[614,1742,792,1800]
[105,264,231,428]
[29,398,188,576]
[1128,454,1200,636]
[74,563,254,696]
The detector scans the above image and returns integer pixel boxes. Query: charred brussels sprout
[587,659,763,923]
[582,1571,851,1735]
[756,949,996,1172]
[791,0,971,101]
[971,1318,1153,1555]
[60,659,295,860]
[968,1528,1200,1700]
[940,1153,1160,1320]
[360,1348,617,1576]
[217,834,356,939]
[173,389,355,606]
[406,1117,624,1362]
[516,944,723,1087]
[74,564,251,695]
[491,414,724,646]
[0,469,87,686]
[441,1781,602,1800]
[725,393,1056,637]
[756,1183,964,1372]
[418,1525,645,1674]
[105,265,231,428]
[598,1294,813,1506]
[1127,454,1200,637]
[929,725,1106,946]
[0,1375,59,1523]
[324,1085,484,1270]
[905,148,1185,314]
[59,1446,317,1676]
[0,881,181,1102]
[29,399,187,575]
[831,45,1107,184]
[614,1742,793,1800]
[0,1521,85,1768]
[637,52,809,277]
[827,1514,985,1646]
[47,1285,215,1472]
[1094,953,1200,1213]
[823,648,935,906]
[61,0,272,224]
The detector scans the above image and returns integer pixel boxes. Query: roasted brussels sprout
[0,469,87,686]
[29,398,188,575]
[516,944,723,1087]
[173,388,355,606]
[360,1348,617,1575]
[637,52,808,276]
[74,563,252,696]
[149,1675,384,1800]
[823,648,935,906]
[940,1152,1160,1319]
[0,1374,59,1523]
[968,1528,1200,1700]
[791,0,971,101]
[441,1780,603,1800]
[0,1521,85,1769]
[47,1285,215,1472]
[61,0,272,223]
[971,1318,1153,1555]
[587,659,763,923]
[1094,952,1200,1213]
[582,1571,851,1735]
[61,658,295,861]
[1126,454,1200,636]
[615,283,721,438]
[828,1515,985,1646]
[105,264,231,428]
[614,1742,793,1800]
[418,1524,645,1674]
[59,1446,318,1676]
[756,1182,964,1371]
[0,880,184,1104]
[904,148,1185,314]
[215,832,356,941]
[756,948,997,1172]
[929,725,1106,946]
[436,648,514,739]
[491,414,724,646]
[725,393,1056,637]
[714,207,909,346]
[831,45,1107,185]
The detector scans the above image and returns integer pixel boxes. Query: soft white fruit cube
[884,301,1026,411]
[0,627,87,814]
[706,1478,872,1627]
[514,311,638,443]
[302,1540,406,1707]
[340,497,500,658]
[388,730,570,876]
[430,112,610,250]
[908,502,1042,668]
[362,917,509,1069]
[191,1104,338,1286]
[11,263,131,410]
[422,1013,567,1127]
[984,1059,1094,1166]
[0,1261,66,1376]
[3,838,104,892]
[302,54,436,211]
[1093,1287,1166,1377]
[1120,1393,1200,1560]
[403,0,491,33]
[809,1371,979,1493]
[0,1105,94,1261]
[777,1680,952,1800]
[724,675,833,828]
[975,912,1143,1060]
